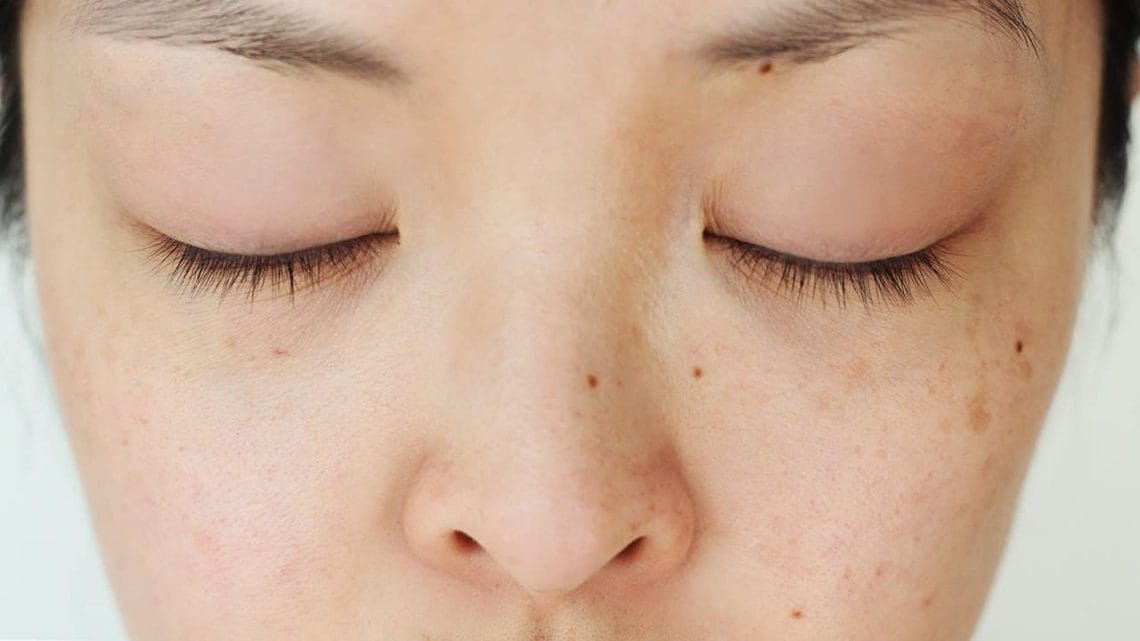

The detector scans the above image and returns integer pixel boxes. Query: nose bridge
[443,202,651,436]
[401,157,694,596]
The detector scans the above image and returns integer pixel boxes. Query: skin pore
[18,0,1104,639]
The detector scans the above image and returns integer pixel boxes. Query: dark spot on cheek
[1016,341,1024,354]
[969,393,992,434]
[692,366,703,380]
[587,374,599,389]
[791,609,805,620]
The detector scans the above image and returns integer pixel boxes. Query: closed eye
[705,232,963,308]
[140,230,399,302]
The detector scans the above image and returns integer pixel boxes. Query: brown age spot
[845,358,872,392]
[791,609,805,620]
[587,374,599,389]
[192,529,221,555]
[1018,359,1034,380]
[693,366,704,379]
[969,393,993,434]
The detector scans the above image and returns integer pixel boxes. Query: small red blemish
[759,61,774,74]
[875,564,887,578]
[587,374,599,389]
[922,594,937,608]
[272,348,289,357]
[791,609,805,620]
[693,366,704,379]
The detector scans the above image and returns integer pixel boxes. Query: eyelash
[705,233,962,308]
[142,228,959,307]
[143,232,397,301]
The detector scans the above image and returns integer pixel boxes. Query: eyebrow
[696,0,1041,68]
[67,0,1039,85]
[66,0,408,84]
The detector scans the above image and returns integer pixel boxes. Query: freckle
[875,563,888,578]
[587,374,599,389]
[922,593,938,608]
[1016,341,1024,354]
[968,393,992,434]
[843,567,853,580]
[225,336,237,349]
[759,61,774,74]
[693,366,703,379]
[192,530,220,555]
[791,609,805,620]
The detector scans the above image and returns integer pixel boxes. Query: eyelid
[704,232,963,308]
[138,229,398,302]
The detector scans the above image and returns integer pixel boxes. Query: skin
[19,0,1105,639]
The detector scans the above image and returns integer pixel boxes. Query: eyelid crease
[705,232,964,309]
[137,229,398,303]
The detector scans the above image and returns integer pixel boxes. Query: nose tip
[402,455,696,596]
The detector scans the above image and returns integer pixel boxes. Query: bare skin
[20,0,1103,639]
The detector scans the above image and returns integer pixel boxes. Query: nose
[401,233,697,597]
[402,440,696,596]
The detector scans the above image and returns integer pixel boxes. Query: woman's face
[21,0,1104,638]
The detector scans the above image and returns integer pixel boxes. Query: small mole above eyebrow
[587,374,599,389]
[759,60,774,74]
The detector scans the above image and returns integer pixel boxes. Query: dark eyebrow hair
[65,0,408,84]
[697,0,1041,67]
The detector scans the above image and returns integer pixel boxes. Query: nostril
[452,530,482,553]
[615,537,645,563]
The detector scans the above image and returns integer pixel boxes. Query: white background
[1,153,1138,640]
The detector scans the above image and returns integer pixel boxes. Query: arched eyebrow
[65,0,409,85]
[695,0,1041,68]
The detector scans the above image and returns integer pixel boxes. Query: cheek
[671,227,1082,634]
[36,291,384,634]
